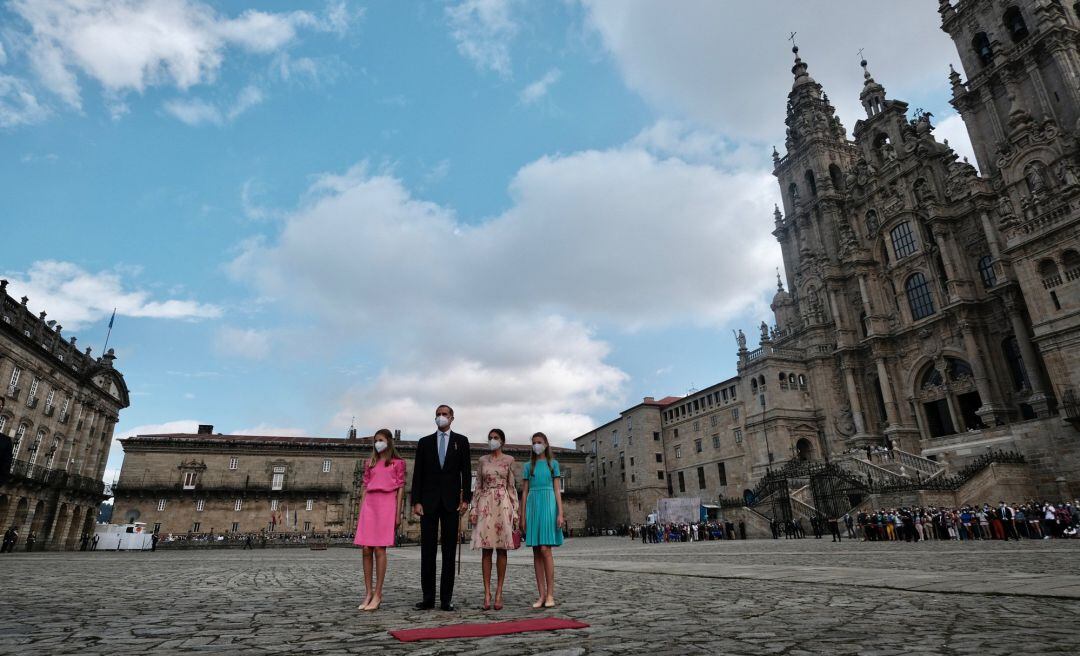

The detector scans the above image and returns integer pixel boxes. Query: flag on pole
[108,308,116,329]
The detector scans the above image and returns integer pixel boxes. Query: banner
[656,497,700,524]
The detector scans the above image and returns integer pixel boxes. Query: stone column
[959,321,1007,426]
[874,357,900,428]
[1005,296,1051,416]
[842,366,868,438]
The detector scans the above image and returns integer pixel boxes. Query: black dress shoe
[414,601,435,610]
[439,603,455,611]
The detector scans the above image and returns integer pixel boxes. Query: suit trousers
[420,507,459,605]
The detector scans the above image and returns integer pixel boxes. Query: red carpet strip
[390,617,590,642]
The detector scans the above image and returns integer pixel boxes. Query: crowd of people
[849,501,1080,541]
[630,520,747,543]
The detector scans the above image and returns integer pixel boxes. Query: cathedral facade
[578,0,1080,527]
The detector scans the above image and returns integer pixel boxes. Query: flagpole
[102,308,117,354]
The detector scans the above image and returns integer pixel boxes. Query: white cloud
[7,0,352,111]
[2,260,222,330]
[109,419,201,475]
[163,84,264,126]
[579,0,961,142]
[231,424,311,437]
[933,112,980,173]
[229,140,780,444]
[214,326,272,360]
[520,68,561,104]
[446,0,518,77]
[0,74,49,127]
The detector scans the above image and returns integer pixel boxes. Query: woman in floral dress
[469,428,519,611]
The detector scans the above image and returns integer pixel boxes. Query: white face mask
[488,439,502,451]
[374,440,388,453]
[532,443,545,455]
[435,415,451,429]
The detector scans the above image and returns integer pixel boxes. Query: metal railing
[7,460,105,495]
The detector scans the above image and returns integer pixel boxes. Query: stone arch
[795,437,815,461]
[1003,6,1029,42]
[972,32,993,67]
[53,502,70,550]
[66,506,84,549]
[829,163,844,192]
[29,499,47,537]
[804,169,818,197]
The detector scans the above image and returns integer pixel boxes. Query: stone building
[578,0,1080,528]
[0,280,130,550]
[112,425,588,539]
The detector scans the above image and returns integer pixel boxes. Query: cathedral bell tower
[772,46,859,333]
[941,0,1080,419]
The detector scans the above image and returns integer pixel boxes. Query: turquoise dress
[523,459,563,547]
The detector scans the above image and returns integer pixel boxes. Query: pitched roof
[125,432,576,453]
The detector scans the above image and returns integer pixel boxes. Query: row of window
[663,386,737,423]
[676,463,728,493]
[6,365,73,419]
[157,498,316,512]
[672,429,743,459]
[218,458,333,473]
[183,521,313,534]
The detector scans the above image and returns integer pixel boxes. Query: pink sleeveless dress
[354,459,406,547]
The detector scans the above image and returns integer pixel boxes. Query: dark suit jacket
[410,431,472,513]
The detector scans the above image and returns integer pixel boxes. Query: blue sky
[0,1,975,482]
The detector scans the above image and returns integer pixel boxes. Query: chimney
[197,424,214,435]
[644,396,655,403]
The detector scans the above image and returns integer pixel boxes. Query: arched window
[751,379,758,393]
[1063,249,1080,281]
[11,423,28,462]
[922,366,944,388]
[788,373,797,388]
[972,32,993,66]
[906,272,936,320]
[804,170,818,197]
[829,164,844,192]
[788,182,799,209]
[797,374,807,390]
[890,221,918,259]
[779,372,788,389]
[758,375,766,389]
[977,255,997,288]
[27,428,46,467]
[1003,7,1029,42]
[865,210,879,236]
[1040,259,1062,288]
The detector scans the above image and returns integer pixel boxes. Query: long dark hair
[529,431,553,474]
[368,428,399,468]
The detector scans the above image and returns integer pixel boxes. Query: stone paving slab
[2,537,1079,655]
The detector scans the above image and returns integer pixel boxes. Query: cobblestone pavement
[3,537,1080,655]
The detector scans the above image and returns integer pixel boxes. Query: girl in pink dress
[355,428,406,612]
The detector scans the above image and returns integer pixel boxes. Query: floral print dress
[470,453,519,550]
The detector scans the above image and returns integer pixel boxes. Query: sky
[0,1,978,483]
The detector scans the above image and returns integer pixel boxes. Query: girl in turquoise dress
[520,431,565,609]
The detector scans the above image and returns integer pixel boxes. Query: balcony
[114,472,352,497]
[7,460,105,496]
[43,404,54,417]
[25,395,38,409]
[58,412,69,424]
[5,385,19,401]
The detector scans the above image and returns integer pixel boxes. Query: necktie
[438,432,447,467]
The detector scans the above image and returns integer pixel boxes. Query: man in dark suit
[410,404,471,611]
